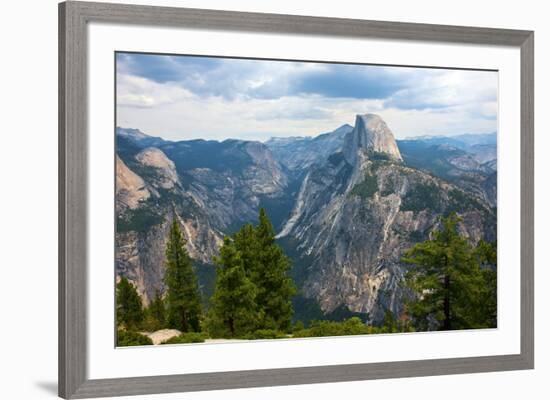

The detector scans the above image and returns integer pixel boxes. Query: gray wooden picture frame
[59,1,534,398]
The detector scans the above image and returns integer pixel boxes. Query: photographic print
[115,52,498,347]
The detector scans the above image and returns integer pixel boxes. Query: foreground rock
[143,329,182,345]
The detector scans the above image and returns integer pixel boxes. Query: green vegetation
[140,291,166,331]
[164,219,202,332]
[116,330,153,346]
[193,261,217,305]
[293,317,368,337]
[251,209,297,330]
[398,141,469,180]
[402,213,497,331]
[380,177,397,196]
[290,296,367,326]
[408,229,425,242]
[350,172,378,199]
[447,188,484,213]
[292,315,413,337]
[205,236,259,338]
[117,207,164,233]
[401,181,442,212]
[161,332,206,344]
[368,151,392,161]
[116,277,144,330]
[206,208,296,337]
[242,329,287,340]
[116,210,298,345]
[116,211,495,347]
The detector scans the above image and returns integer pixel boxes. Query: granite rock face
[115,117,496,321]
[278,117,494,322]
[116,155,150,211]
[343,114,403,164]
[115,131,288,304]
[135,147,180,189]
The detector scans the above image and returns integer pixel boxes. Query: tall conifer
[206,237,258,337]
[148,290,166,328]
[251,208,296,331]
[116,277,144,330]
[403,213,497,330]
[164,219,202,332]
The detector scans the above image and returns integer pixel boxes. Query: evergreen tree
[381,310,399,333]
[164,219,202,332]
[249,208,296,331]
[147,290,166,329]
[116,277,144,330]
[205,237,259,338]
[233,223,261,279]
[402,213,497,331]
[472,240,497,327]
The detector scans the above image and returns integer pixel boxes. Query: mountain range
[115,114,497,323]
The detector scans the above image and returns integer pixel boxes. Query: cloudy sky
[116,52,498,141]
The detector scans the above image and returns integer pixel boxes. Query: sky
[116,52,498,142]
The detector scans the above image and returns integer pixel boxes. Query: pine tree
[381,310,399,333]
[233,223,260,278]
[472,240,497,327]
[148,290,166,329]
[249,208,296,331]
[402,213,497,331]
[205,237,259,338]
[116,277,144,330]
[164,219,202,332]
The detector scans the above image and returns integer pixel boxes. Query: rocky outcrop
[116,121,496,321]
[143,329,182,345]
[278,116,494,323]
[343,114,403,164]
[116,143,223,304]
[116,205,223,304]
[116,155,150,211]
[135,147,180,189]
[243,141,288,195]
[115,133,288,304]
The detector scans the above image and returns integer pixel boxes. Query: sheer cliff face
[116,211,222,304]
[278,115,495,322]
[115,150,223,303]
[115,133,288,304]
[115,117,496,320]
[116,155,150,211]
[343,114,403,164]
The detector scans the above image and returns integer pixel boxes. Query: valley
[115,113,497,325]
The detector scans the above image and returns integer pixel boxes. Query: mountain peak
[116,127,166,147]
[343,114,402,164]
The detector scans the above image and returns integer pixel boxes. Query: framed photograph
[59,1,534,398]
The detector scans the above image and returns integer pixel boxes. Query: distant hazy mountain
[397,134,497,207]
[406,132,496,148]
[115,117,497,323]
[265,124,353,173]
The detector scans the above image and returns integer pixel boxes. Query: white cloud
[117,73,194,108]
[116,64,498,141]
